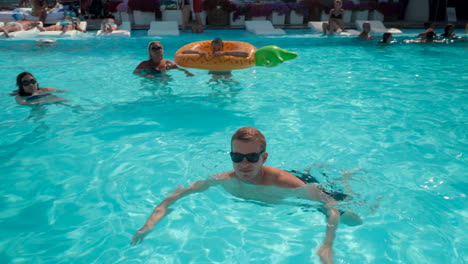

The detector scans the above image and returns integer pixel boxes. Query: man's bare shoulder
[211,170,234,180]
[263,166,305,188]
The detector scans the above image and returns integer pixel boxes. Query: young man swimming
[131,127,362,264]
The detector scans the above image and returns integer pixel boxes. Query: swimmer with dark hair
[14,72,68,105]
[379,32,394,44]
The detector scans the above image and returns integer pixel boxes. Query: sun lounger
[38,21,87,37]
[245,20,285,35]
[355,20,402,34]
[147,21,179,36]
[308,21,326,32]
[97,21,131,37]
[307,21,359,36]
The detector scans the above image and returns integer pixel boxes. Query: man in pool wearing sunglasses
[131,127,362,264]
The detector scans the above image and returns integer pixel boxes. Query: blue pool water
[0,29,467,264]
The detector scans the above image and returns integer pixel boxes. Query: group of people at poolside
[2,0,464,41]
[0,15,85,37]
[322,0,462,44]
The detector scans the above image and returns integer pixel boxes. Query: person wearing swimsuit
[322,0,345,35]
[14,72,68,105]
[30,0,47,23]
[134,41,194,78]
[182,38,248,81]
[0,20,42,38]
[102,15,119,33]
[131,127,362,264]
[37,15,85,34]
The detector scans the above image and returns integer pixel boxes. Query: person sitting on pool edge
[14,72,68,105]
[322,0,346,35]
[134,41,194,78]
[182,38,248,80]
[0,20,42,38]
[131,126,362,264]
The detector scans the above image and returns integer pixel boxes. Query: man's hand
[317,244,333,264]
[130,226,153,245]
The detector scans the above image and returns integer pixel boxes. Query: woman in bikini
[14,72,68,105]
[322,0,345,35]
[134,41,194,78]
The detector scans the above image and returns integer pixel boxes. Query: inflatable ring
[174,41,298,71]
[174,41,257,71]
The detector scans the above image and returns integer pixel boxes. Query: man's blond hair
[231,127,266,152]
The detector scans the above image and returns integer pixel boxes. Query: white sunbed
[38,21,87,37]
[355,20,402,34]
[147,21,179,36]
[245,20,285,35]
[307,21,359,36]
[97,21,131,37]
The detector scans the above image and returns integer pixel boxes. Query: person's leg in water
[290,169,362,226]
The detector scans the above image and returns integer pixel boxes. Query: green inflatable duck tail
[254,45,298,67]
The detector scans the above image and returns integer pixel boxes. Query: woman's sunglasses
[22,79,37,86]
[230,152,264,163]
[151,46,162,51]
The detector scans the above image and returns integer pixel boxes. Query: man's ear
[262,152,269,163]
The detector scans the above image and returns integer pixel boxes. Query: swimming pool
[0,29,467,264]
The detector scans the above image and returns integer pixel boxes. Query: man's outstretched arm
[131,180,213,245]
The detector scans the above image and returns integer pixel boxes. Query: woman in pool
[14,72,68,105]
[134,41,194,78]
[440,24,457,38]
[322,0,345,35]
[379,32,394,44]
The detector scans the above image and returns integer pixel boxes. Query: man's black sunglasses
[230,152,264,163]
